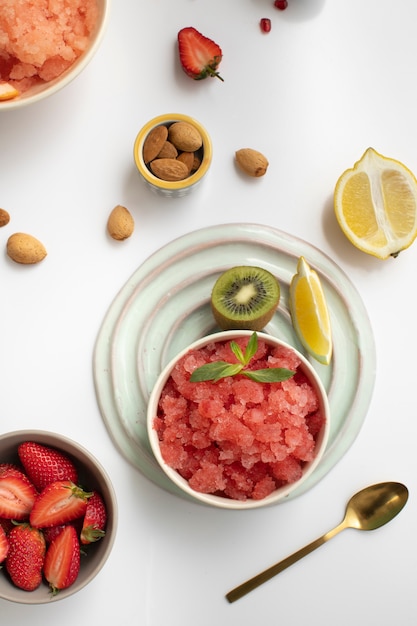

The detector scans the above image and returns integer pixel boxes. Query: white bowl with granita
[147,331,330,510]
[0,0,110,110]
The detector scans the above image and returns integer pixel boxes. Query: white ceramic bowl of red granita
[0,0,110,111]
[147,331,330,510]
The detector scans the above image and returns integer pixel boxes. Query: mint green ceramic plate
[93,223,376,501]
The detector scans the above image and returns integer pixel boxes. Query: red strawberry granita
[153,336,326,501]
[0,0,98,94]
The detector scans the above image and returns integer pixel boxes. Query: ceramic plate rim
[93,223,376,504]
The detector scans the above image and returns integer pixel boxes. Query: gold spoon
[226,481,408,603]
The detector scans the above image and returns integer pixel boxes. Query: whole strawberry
[0,517,14,535]
[43,525,80,594]
[0,465,37,520]
[177,27,224,81]
[0,523,9,564]
[18,441,78,492]
[30,480,91,528]
[81,491,107,545]
[6,524,46,591]
[43,524,70,545]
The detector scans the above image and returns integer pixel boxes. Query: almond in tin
[168,121,203,152]
[192,154,201,172]
[150,158,190,181]
[143,125,168,164]
[177,151,194,174]
[156,141,178,159]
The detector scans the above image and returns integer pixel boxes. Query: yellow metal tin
[133,113,212,197]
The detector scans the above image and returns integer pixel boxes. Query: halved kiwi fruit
[211,266,280,331]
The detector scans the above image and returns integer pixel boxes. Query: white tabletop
[1,0,415,623]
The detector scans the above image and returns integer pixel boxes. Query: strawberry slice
[6,524,46,591]
[0,463,19,472]
[30,480,91,528]
[80,491,107,545]
[43,525,80,594]
[177,27,224,81]
[0,524,9,563]
[18,441,78,492]
[0,466,37,520]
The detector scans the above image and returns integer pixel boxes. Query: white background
[1,0,416,624]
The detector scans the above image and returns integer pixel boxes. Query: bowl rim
[133,113,213,190]
[0,0,111,111]
[0,429,118,604]
[147,330,330,510]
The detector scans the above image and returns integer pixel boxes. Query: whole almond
[191,154,201,172]
[107,205,135,240]
[143,125,168,164]
[0,208,10,227]
[150,158,189,181]
[157,141,178,159]
[235,148,269,177]
[7,232,47,264]
[177,151,195,174]
[168,122,203,152]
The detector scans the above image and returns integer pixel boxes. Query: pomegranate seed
[260,18,271,33]
[274,0,288,9]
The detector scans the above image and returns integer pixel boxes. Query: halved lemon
[289,256,332,365]
[0,82,19,101]
[334,147,417,259]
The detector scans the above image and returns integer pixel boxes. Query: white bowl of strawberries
[0,430,117,604]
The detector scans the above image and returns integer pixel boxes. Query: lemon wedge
[0,82,19,101]
[289,256,332,365]
[334,147,417,259]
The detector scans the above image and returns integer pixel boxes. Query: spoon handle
[226,522,345,603]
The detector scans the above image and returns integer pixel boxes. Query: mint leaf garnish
[189,332,295,384]
[190,361,243,382]
[230,341,245,364]
[243,368,294,383]
[244,331,258,363]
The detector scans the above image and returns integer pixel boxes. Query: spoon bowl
[226,481,408,602]
[344,482,408,531]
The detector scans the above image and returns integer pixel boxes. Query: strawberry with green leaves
[81,491,107,545]
[18,441,78,492]
[5,523,46,591]
[30,480,92,528]
[43,524,80,594]
[177,27,224,81]
[0,465,37,520]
